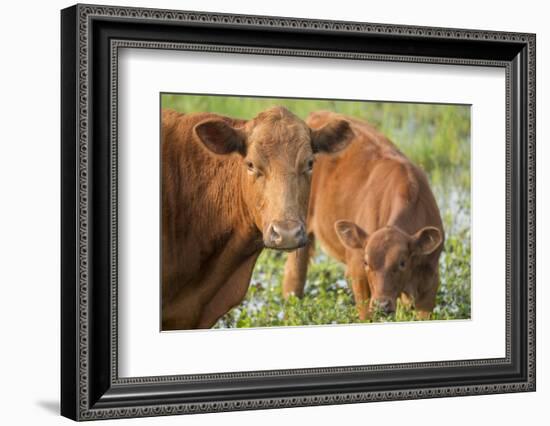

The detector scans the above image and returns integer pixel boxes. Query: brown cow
[282,111,444,320]
[162,107,353,330]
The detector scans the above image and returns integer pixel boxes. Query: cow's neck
[208,160,261,254]
[186,169,262,323]
[230,166,266,247]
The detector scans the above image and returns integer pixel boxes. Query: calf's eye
[399,260,406,269]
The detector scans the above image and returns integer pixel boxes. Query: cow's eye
[245,161,256,174]
[399,260,406,269]
[305,159,314,174]
[246,161,264,178]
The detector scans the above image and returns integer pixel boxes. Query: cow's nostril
[266,221,306,248]
[294,225,306,240]
[269,224,283,245]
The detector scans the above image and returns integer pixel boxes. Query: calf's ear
[311,119,353,154]
[410,226,442,256]
[194,119,246,156]
[335,220,368,250]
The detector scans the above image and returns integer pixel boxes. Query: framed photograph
[61,3,536,421]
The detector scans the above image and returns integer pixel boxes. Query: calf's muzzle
[372,298,396,315]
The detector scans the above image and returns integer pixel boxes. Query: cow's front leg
[163,236,261,330]
[162,291,203,330]
[196,254,259,329]
[282,234,314,298]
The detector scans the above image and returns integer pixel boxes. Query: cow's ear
[310,119,353,154]
[335,220,368,250]
[410,226,442,256]
[194,119,246,156]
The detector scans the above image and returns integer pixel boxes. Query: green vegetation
[162,94,471,327]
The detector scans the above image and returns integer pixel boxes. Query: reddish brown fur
[162,107,353,330]
[283,111,444,320]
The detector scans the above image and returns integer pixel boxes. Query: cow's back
[307,111,443,264]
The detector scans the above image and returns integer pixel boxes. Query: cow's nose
[266,221,306,249]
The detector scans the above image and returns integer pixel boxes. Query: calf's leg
[282,234,314,298]
[414,269,439,320]
[346,249,371,320]
[351,276,371,320]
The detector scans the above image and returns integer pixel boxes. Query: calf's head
[335,221,442,314]
[194,106,353,250]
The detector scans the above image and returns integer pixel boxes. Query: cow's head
[335,221,442,314]
[194,106,353,250]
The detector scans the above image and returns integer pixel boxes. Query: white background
[0,0,547,425]
[119,49,505,377]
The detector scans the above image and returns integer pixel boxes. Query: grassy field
[161,94,471,327]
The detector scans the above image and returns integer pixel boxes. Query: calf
[282,111,444,320]
[162,107,353,329]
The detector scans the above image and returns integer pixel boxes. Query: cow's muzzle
[264,220,307,250]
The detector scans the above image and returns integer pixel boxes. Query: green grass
[162,94,471,327]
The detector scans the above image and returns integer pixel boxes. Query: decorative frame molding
[61,3,536,421]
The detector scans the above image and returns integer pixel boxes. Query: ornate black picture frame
[61,3,536,421]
